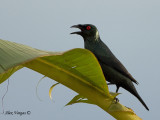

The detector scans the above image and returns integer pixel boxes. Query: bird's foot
[114,97,119,103]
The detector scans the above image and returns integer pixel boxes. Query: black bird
[71,24,149,111]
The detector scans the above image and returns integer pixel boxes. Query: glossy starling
[71,24,149,111]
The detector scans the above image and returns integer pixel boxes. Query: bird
[70,24,149,111]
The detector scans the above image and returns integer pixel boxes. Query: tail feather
[134,91,149,111]
[122,83,149,111]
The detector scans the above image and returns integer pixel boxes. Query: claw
[114,97,119,103]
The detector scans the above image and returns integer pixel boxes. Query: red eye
[86,26,91,30]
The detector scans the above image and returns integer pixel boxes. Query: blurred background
[0,0,159,119]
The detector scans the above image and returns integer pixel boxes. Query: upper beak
[71,25,81,28]
[70,24,82,35]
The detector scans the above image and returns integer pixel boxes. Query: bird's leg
[115,97,119,103]
[116,86,119,93]
[107,82,114,85]
[108,84,120,102]
[114,86,120,103]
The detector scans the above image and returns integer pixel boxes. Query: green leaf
[109,92,120,98]
[65,94,95,106]
[0,39,142,120]
[65,93,119,107]
[49,82,60,100]
[0,39,109,95]
[0,65,23,84]
[0,39,53,84]
[36,48,109,95]
[36,76,46,101]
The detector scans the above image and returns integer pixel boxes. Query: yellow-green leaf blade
[0,39,142,120]
[65,94,95,106]
[49,83,60,100]
[40,48,109,95]
[0,39,54,84]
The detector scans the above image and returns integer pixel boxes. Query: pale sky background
[0,0,160,119]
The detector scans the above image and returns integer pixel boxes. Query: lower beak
[70,24,82,35]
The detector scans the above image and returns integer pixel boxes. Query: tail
[122,82,149,111]
[133,90,149,111]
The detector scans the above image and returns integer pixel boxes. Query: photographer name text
[4,110,31,116]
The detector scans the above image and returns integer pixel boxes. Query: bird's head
[71,24,100,41]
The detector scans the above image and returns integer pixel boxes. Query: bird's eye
[86,26,91,30]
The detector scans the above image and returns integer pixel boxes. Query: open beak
[70,24,83,35]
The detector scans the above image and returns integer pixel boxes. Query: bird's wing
[96,54,139,85]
